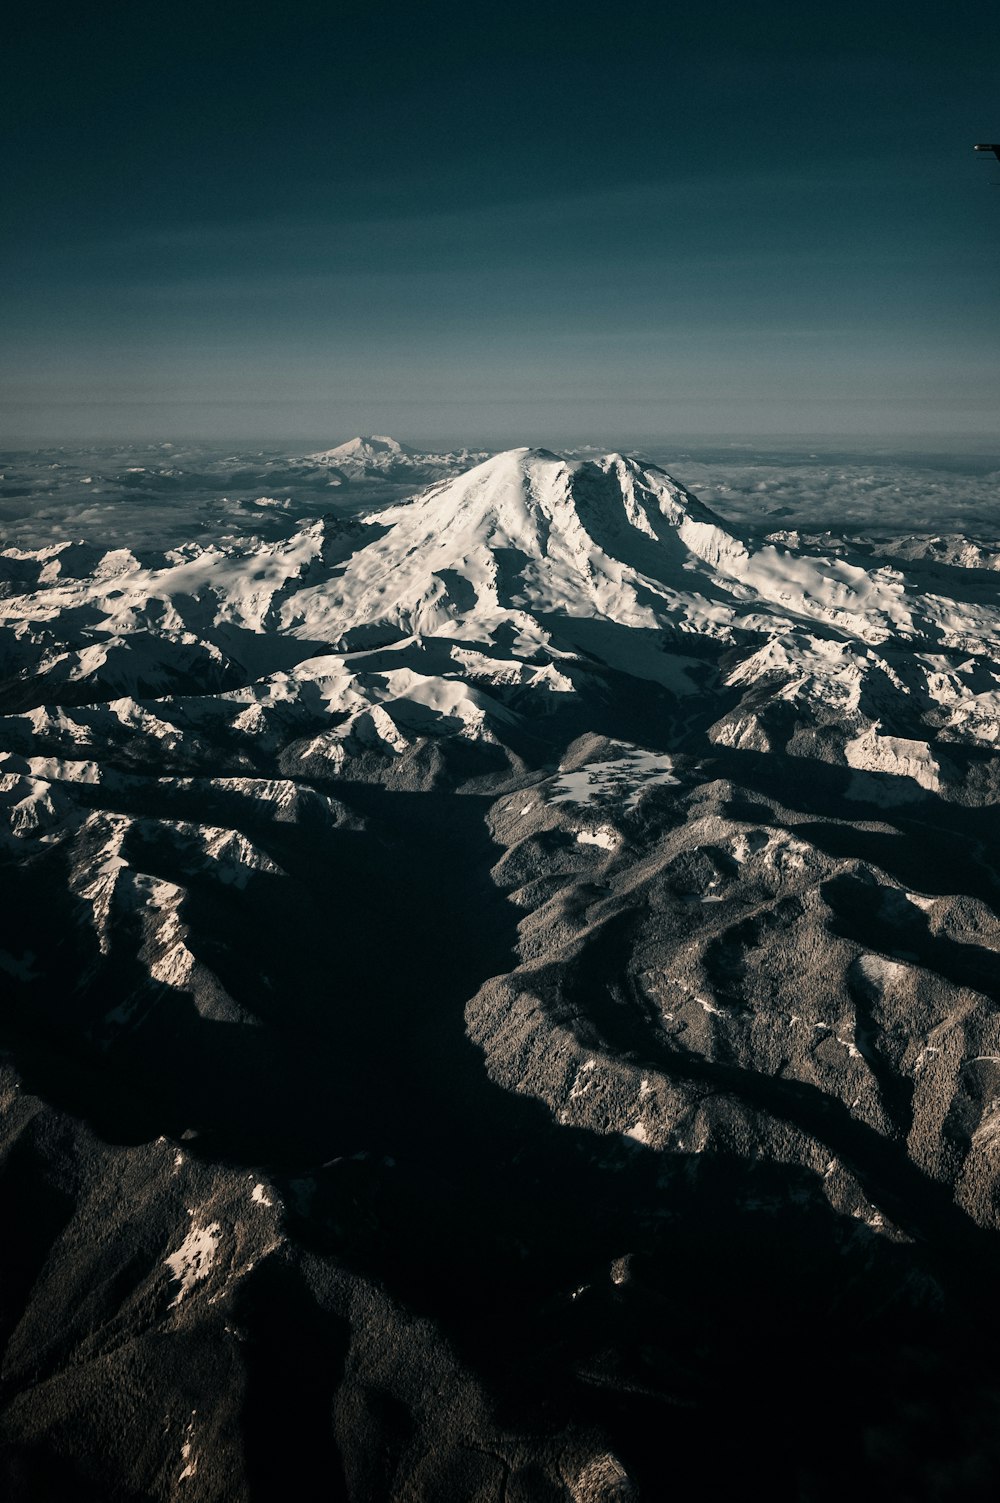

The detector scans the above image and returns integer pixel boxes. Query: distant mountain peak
[302,435,488,477]
[323,435,411,458]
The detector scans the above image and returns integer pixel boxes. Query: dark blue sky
[3,0,999,445]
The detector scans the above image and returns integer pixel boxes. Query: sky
[3,0,999,446]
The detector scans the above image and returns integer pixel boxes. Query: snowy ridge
[1,446,1000,810]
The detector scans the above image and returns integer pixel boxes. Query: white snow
[569,1059,597,1102]
[906,891,937,912]
[550,744,679,809]
[0,773,77,845]
[165,1221,221,1307]
[178,1411,198,1482]
[844,725,940,793]
[576,827,618,850]
[305,434,489,479]
[6,442,1000,803]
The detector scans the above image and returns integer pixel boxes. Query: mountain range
[2,443,1000,1499]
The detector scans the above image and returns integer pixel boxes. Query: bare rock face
[3,447,1000,1498]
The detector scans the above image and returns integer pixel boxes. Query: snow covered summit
[281,446,914,658]
[308,434,414,465]
[304,434,489,481]
[3,443,999,791]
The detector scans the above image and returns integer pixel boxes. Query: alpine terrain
[3,443,1000,1499]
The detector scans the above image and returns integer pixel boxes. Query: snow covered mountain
[4,445,1000,1497]
[3,446,998,790]
[310,433,416,465]
[302,432,489,484]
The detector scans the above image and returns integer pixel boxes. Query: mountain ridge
[4,444,994,783]
[3,440,1000,1496]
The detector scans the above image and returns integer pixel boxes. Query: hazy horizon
[4,426,1000,456]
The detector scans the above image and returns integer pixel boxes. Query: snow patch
[178,1411,198,1482]
[550,744,679,809]
[165,1221,221,1307]
[577,826,618,850]
[569,1059,597,1101]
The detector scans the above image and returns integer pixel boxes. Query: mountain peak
[318,434,412,460]
[303,435,491,476]
[288,446,747,658]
